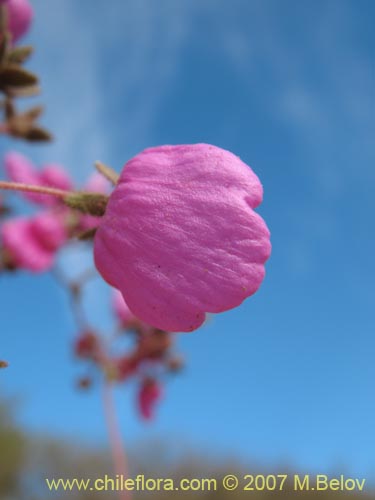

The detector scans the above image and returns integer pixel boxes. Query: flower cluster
[0,7,276,497]
[0,151,110,272]
[74,290,182,420]
[1,143,271,421]
[0,0,271,426]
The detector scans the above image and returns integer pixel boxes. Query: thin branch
[102,382,132,500]
[51,266,89,331]
[0,180,70,198]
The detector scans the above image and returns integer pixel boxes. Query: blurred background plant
[0,0,51,142]
[1,398,374,500]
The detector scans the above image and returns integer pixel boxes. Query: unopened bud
[74,331,100,360]
[76,376,92,390]
[64,192,108,216]
[0,360,9,369]
[166,356,184,373]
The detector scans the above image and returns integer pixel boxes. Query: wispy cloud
[30,0,195,178]
[214,0,374,189]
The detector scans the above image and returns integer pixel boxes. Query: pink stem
[0,180,71,198]
[102,382,132,500]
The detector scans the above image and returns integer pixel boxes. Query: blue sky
[1,0,374,482]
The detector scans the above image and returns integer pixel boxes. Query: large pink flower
[4,152,72,206]
[1,212,67,272]
[3,0,33,43]
[94,144,271,333]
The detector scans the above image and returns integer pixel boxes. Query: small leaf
[24,125,53,142]
[7,45,33,64]
[22,105,43,121]
[8,113,33,136]
[6,84,40,98]
[0,65,38,87]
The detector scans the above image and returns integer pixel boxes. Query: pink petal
[84,172,111,194]
[138,379,163,420]
[5,0,33,43]
[112,288,153,332]
[1,217,53,272]
[4,152,72,206]
[112,289,138,327]
[78,214,101,232]
[94,144,271,332]
[30,212,67,251]
[40,164,73,191]
[4,150,40,189]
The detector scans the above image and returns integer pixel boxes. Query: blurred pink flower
[4,152,72,206]
[115,354,140,381]
[94,144,271,332]
[3,0,33,43]
[1,211,67,272]
[84,172,111,194]
[74,331,101,361]
[138,378,163,421]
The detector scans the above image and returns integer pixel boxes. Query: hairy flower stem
[102,382,132,500]
[0,180,70,198]
[0,181,109,215]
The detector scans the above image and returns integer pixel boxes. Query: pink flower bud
[74,331,100,360]
[114,354,140,381]
[40,164,73,194]
[1,212,67,272]
[4,0,33,43]
[30,212,67,251]
[4,151,38,189]
[138,329,172,359]
[138,378,163,421]
[4,152,72,206]
[94,144,271,332]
